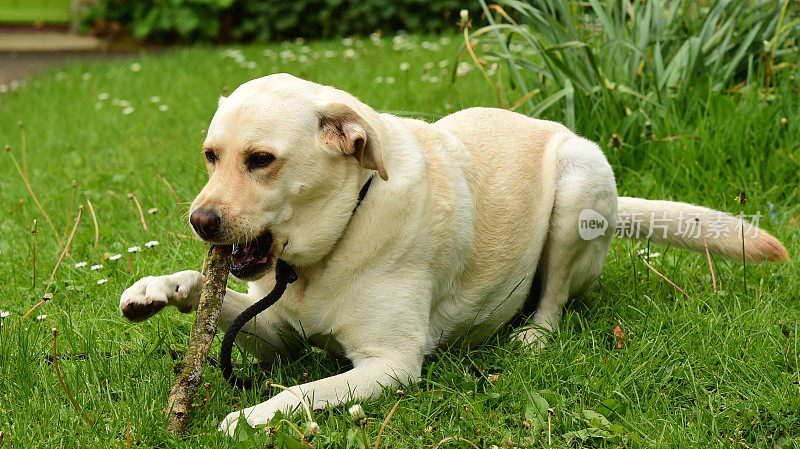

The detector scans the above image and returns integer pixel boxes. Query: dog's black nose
[190,209,222,240]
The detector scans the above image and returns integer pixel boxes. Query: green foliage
[80,0,476,43]
[232,0,472,42]
[80,0,235,41]
[461,0,800,134]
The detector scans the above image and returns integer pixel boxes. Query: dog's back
[414,108,575,343]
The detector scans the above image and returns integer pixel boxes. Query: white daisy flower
[438,60,449,68]
[91,264,103,271]
[399,62,410,71]
[323,50,336,59]
[145,240,159,248]
[75,261,88,268]
[304,421,320,439]
[637,249,662,260]
[0,310,10,318]
[374,76,383,84]
[82,72,92,81]
[349,404,365,419]
[158,104,169,112]
[149,96,161,103]
[341,37,354,46]
[130,62,142,72]
[385,77,395,84]
[148,207,159,214]
[456,62,472,77]
[36,314,47,320]
[97,92,109,100]
[128,246,141,253]
[117,99,131,108]
[343,49,356,59]
[369,32,384,46]
[109,254,122,261]
[97,279,108,285]
[421,41,439,51]
[122,107,135,115]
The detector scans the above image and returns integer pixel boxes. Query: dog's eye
[204,150,217,164]
[246,153,275,170]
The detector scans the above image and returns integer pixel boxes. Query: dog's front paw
[218,410,242,437]
[119,271,203,321]
[219,405,272,437]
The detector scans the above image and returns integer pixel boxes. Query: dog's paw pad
[120,296,166,321]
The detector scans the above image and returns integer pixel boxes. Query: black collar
[352,175,374,216]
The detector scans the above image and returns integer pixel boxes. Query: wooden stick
[165,245,231,436]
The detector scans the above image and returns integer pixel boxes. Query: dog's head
[190,74,388,280]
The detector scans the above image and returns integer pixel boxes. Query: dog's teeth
[232,244,246,259]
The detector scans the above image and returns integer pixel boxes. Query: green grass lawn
[0,34,798,448]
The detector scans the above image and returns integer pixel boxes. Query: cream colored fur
[119,74,788,435]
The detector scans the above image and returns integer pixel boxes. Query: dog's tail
[616,197,789,263]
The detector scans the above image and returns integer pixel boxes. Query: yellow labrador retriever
[120,74,788,434]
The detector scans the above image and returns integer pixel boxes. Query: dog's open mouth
[230,231,273,280]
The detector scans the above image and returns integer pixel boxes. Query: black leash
[219,174,374,389]
[219,259,297,389]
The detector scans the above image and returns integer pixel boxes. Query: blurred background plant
[457,0,799,137]
[79,0,479,43]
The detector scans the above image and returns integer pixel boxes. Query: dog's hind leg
[513,137,616,349]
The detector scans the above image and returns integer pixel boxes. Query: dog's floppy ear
[318,102,388,181]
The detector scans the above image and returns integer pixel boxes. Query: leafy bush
[457,0,799,136]
[81,0,235,42]
[232,0,471,42]
[81,0,476,42]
